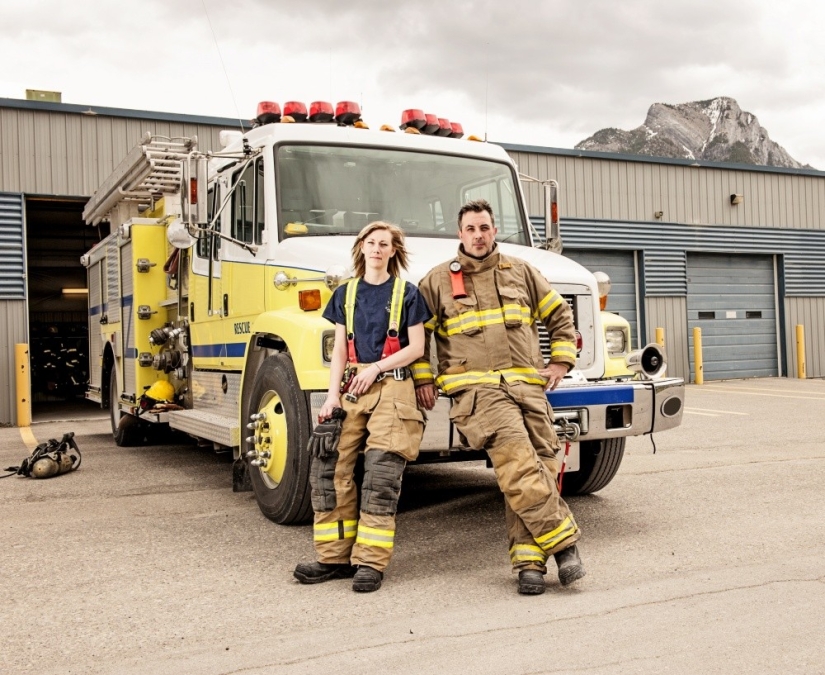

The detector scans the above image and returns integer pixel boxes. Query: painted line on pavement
[687,407,749,416]
[19,427,39,450]
[690,386,825,402]
[683,410,720,417]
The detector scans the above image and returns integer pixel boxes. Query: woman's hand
[318,394,342,422]
[349,363,380,397]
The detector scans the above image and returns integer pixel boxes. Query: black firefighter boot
[293,561,357,584]
[518,569,546,595]
[554,544,586,586]
[352,565,383,592]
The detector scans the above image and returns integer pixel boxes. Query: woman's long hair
[351,221,410,278]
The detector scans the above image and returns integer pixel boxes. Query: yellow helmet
[144,380,176,402]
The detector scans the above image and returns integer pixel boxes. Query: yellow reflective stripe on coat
[509,544,547,565]
[551,341,577,359]
[411,360,434,382]
[424,315,438,331]
[537,290,564,320]
[435,367,547,393]
[439,305,532,336]
[344,279,358,335]
[535,516,578,552]
[314,520,358,542]
[355,524,395,549]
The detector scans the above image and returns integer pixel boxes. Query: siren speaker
[626,343,667,379]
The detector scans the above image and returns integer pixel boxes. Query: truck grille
[537,295,576,363]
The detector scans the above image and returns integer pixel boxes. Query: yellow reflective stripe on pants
[535,516,578,552]
[509,544,547,565]
[355,524,395,549]
[314,519,358,542]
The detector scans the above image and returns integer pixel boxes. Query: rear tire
[109,369,148,447]
[560,437,626,496]
[247,354,313,524]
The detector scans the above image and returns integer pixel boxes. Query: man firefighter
[414,199,585,595]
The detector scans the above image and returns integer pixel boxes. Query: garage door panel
[687,253,777,380]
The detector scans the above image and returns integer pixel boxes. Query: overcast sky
[2,0,824,169]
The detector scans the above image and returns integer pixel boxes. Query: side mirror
[181,156,209,226]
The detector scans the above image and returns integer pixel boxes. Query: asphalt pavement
[1,378,824,674]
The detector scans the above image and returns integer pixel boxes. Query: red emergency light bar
[421,113,439,135]
[256,101,281,125]
[400,109,426,130]
[310,101,334,123]
[436,118,452,137]
[283,101,308,122]
[450,122,464,139]
[335,101,361,125]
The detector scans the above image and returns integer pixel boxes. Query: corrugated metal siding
[0,192,25,299]
[785,297,825,378]
[0,107,228,196]
[510,150,825,230]
[686,254,778,380]
[645,296,689,381]
[643,250,687,296]
[557,219,825,296]
[0,300,28,425]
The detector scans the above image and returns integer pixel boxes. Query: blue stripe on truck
[547,385,635,408]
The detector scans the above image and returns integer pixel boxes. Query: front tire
[560,437,626,496]
[247,354,313,524]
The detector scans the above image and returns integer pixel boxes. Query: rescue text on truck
[81,99,685,525]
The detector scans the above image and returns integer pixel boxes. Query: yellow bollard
[15,343,32,427]
[693,327,704,385]
[655,327,665,348]
[796,324,806,379]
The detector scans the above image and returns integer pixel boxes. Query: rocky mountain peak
[576,96,809,169]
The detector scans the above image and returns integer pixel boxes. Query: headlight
[322,330,335,363]
[605,328,627,355]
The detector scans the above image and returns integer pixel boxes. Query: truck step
[166,409,239,448]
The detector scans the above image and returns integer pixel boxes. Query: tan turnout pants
[309,368,425,571]
[448,380,580,572]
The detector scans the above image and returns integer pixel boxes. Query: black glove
[308,408,347,459]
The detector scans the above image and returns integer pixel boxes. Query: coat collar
[456,243,500,274]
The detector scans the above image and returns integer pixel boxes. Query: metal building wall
[645,297,689,381]
[507,146,825,231]
[0,300,27,424]
[0,99,241,196]
[785,297,825,378]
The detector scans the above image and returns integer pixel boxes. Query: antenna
[484,41,489,142]
[201,0,246,133]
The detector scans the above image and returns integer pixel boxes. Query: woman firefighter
[294,221,431,592]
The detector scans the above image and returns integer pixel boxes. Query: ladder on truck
[83,133,196,226]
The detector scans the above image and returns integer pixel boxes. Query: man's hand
[416,383,438,410]
[539,363,568,391]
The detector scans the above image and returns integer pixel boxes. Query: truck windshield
[275,144,528,244]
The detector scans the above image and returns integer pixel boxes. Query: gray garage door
[687,253,778,380]
[565,249,639,349]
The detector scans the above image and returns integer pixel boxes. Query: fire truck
[81,101,685,524]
